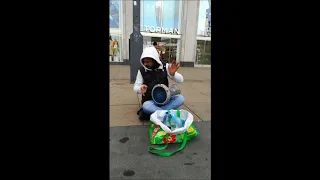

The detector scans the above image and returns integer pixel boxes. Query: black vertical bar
[129,0,143,84]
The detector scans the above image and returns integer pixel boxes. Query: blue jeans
[142,94,185,115]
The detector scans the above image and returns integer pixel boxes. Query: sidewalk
[110,65,212,180]
[109,65,211,127]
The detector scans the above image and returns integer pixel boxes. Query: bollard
[129,0,143,84]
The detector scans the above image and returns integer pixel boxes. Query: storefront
[109,0,211,67]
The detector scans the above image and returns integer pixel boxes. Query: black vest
[140,62,169,104]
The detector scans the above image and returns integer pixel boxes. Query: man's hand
[168,60,180,76]
[140,84,148,96]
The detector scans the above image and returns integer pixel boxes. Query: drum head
[152,84,170,105]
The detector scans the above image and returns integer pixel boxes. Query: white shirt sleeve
[166,63,184,83]
[133,70,144,94]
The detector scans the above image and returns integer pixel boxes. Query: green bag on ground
[148,109,200,157]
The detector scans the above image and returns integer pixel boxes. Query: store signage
[144,25,179,35]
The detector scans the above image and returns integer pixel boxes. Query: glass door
[142,36,180,63]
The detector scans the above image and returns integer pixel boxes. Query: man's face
[143,58,155,69]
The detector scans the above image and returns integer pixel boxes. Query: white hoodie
[133,46,184,94]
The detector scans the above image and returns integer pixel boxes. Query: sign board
[144,25,179,35]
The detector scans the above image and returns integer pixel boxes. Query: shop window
[196,40,211,65]
[109,34,122,62]
[109,0,123,62]
[140,0,182,35]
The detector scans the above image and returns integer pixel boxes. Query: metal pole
[129,0,143,84]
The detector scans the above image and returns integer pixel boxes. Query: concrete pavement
[109,65,211,127]
[110,121,211,180]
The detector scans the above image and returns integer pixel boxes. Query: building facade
[109,0,211,67]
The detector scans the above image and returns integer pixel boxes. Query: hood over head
[140,46,164,71]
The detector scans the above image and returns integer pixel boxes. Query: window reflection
[140,0,182,33]
[196,40,211,65]
[197,0,211,37]
[110,0,120,29]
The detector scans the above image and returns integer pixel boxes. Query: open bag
[148,109,200,157]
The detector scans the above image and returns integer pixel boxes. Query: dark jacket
[139,61,169,104]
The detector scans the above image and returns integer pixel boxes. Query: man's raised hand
[168,60,180,76]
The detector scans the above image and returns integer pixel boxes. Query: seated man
[133,46,184,120]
